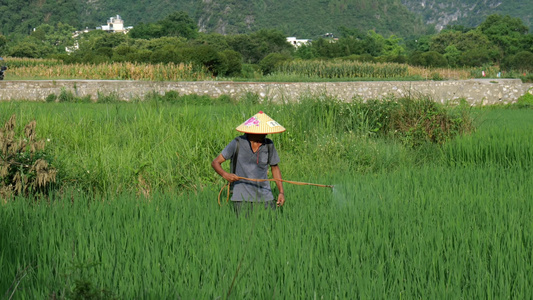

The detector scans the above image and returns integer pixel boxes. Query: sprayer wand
[218,176,334,206]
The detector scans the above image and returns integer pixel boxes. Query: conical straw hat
[236,111,286,134]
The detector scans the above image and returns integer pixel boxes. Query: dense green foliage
[1,11,531,79]
[1,103,532,298]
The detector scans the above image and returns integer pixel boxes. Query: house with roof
[286,37,311,48]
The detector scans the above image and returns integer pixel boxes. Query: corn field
[275,60,410,78]
[7,61,213,81]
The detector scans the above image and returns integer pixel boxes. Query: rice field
[1,99,532,298]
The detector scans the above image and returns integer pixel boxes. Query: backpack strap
[230,137,240,174]
[229,137,240,196]
[266,138,274,165]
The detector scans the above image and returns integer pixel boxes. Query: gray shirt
[221,135,280,202]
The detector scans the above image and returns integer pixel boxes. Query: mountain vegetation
[1,0,531,39]
[0,3,531,80]
[402,0,532,32]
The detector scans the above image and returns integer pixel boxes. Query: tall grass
[0,94,474,194]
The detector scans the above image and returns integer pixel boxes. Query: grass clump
[279,95,473,148]
[509,90,533,108]
[0,114,57,200]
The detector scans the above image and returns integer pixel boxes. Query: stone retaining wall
[0,79,531,105]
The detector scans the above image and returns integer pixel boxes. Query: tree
[129,23,164,39]
[311,37,348,58]
[382,35,405,57]
[502,51,533,72]
[150,45,182,64]
[444,45,461,67]
[180,45,227,76]
[294,44,318,60]
[227,29,293,64]
[220,50,242,76]
[193,33,230,51]
[29,23,76,53]
[408,51,447,67]
[259,53,291,75]
[429,29,500,65]
[0,35,7,53]
[362,30,385,56]
[478,14,529,57]
[158,11,198,40]
[458,49,492,67]
[422,51,447,67]
[8,38,54,58]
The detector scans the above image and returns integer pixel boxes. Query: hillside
[76,0,429,38]
[402,0,532,31]
[0,0,531,38]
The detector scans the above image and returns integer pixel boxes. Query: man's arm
[271,165,285,206]
[211,154,239,182]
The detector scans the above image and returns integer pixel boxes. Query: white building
[286,37,311,48]
[97,15,133,33]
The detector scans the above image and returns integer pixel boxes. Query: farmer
[211,111,285,215]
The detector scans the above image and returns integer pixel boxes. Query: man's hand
[223,172,240,183]
[277,193,285,207]
[212,154,239,183]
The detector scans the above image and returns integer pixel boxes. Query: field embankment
[0,78,531,105]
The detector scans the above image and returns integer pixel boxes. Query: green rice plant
[441,109,533,167]
[2,161,532,298]
[1,101,532,298]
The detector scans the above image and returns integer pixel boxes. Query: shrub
[221,50,242,77]
[0,114,57,200]
[259,53,291,75]
[387,97,473,147]
[503,51,533,72]
[422,51,448,68]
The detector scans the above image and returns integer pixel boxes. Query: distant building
[97,15,133,33]
[286,37,311,48]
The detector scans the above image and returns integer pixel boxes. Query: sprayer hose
[217,176,333,206]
